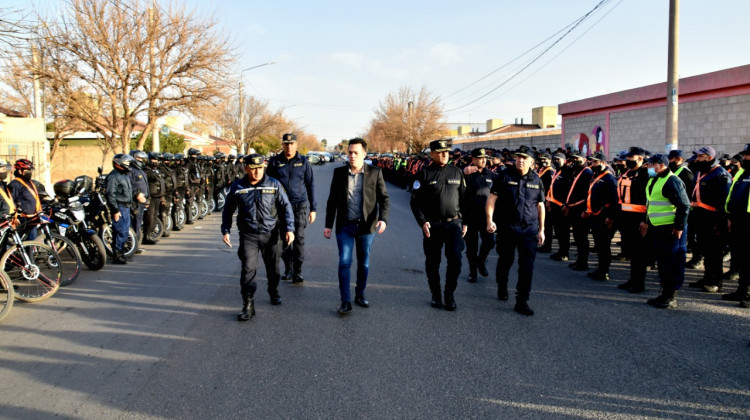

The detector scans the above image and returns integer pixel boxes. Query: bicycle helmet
[14,159,34,171]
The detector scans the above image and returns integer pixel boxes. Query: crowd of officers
[382,140,750,313]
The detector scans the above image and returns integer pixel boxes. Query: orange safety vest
[546,170,564,206]
[15,178,42,216]
[585,171,610,216]
[0,185,15,213]
[537,166,552,178]
[691,165,719,212]
[618,171,647,213]
[565,168,589,207]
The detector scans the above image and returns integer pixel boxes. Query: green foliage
[250,134,282,156]
[132,132,186,154]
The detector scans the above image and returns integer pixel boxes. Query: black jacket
[410,162,466,227]
[221,174,294,235]
[325,164,390,235]
[105,169,133,214]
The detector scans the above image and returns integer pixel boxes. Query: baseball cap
[694,146,716,158]
[667,150,684,160]
[625,146,646,157]
[590,151,607,162]
[282,133,297,143]
[741,143,750,155]
[645,154,669,165]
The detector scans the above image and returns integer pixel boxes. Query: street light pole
[239,62,276,154]
[665,0,679,152]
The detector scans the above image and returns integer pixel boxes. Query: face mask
[730,164,740,172]
[742,160,750,170]
[572,161,584,169]
[668,162,679,172]
[552,161,562,169]
[0,172,7,181]
[647,168,657,177]
[625,160,637,169]
[22,172,32,182]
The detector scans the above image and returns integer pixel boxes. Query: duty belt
[432,215,459,223]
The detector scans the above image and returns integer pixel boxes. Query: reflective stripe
[620,204,647,213]
[649,200,672,206]
[546,170,563,204]
[0,187,15,213]
[691,165,719,212]
[586,171,609,215]
[565,168,589,205]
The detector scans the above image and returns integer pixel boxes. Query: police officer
[563,150,593,271]
[640,154,691,309]
[159,153,178,237]
[105,154,135,264]
[221,154,295,321]
[486,146,545,316]
[410,139,467,311]
[687,146,731,293]
[547,152,569,260]
[462,148,497,283]
[582,152,619,281]
[143,152,166,244]
[172,153,189,230]
[185,148,202,224]
[722,144,750,307]
[266,133,317,285]
[536,152,556,253]
[616,147,651,293]
[128,150,150,248]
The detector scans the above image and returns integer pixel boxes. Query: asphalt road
[1,162,749,419]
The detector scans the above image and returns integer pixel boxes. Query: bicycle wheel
[3,241,62,303]
[44,233,82,287]
[0,270,14,323]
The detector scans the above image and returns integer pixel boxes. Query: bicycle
[24,211,82,287]
[0,214,63,302]
[0,270,13,322]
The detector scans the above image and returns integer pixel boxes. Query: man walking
[267,133,317,285]
[222,154,295,321]
[323,138,390,316]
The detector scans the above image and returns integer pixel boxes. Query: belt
[346,218,362,224]
[292,202,309,209]
[432,215,459,223]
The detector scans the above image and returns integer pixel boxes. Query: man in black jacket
[323,138,389,316]
[106,154,135,264]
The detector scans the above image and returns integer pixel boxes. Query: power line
[445,0,614,113]
[455,0,625,116]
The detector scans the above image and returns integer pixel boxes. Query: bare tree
[214,95,281,153]
[367,86,448,153]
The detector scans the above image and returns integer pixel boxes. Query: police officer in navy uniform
[267,133,317,285]
[536,152,556,253]
[222,154,295,321]
[722,144,750,307]
[616,146,651,293]
[128,150,150,248]
[640,154,691,309]
[582,152,619,281]
[410,139,467,311]
[486,146,545,316]
[462,147,497,283]
[687,146,731,293]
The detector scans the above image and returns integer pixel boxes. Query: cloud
[428,42,462,66]
[327,52,366,69]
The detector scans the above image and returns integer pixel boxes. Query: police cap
[429,139,451,152]
[282,133,297,143]
[243,154,265,168]
[470,148,488,158]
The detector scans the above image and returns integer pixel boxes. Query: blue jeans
[336,223,374,303]
[113,205,131,252]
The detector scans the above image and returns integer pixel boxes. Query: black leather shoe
[514,301,534,316]
[467,275,478,283]
[648,295,677,309]
[569,262,589,271]
[291,274,304,285]
[702,283,722,293]
[477,262,489,277]
[430,297,443,309]
[444,294,456,311]
[497,287,509,301]
[238,298,255,321]
[613,252,628,261]
[688,278,709,288]
[628,284,645,294]
[550,252,569,262]
[722,290,749,302]
[270,294,282,306]
[281,267,292,281]
[587,271,609,281]
[617,280,634,290]
[354,295,369,308]
[686,257,704,269]
[337,301,352,316]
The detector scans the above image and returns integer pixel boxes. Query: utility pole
[407,100,414,154]
[31,45,43,119]
[665,0,679,152]
[149,3,160,152]
[238,62,276,154]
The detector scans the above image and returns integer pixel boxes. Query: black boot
[444,291,456,311]
[238,298,255,321]
[281,261,292,281]
[112,250,127,265]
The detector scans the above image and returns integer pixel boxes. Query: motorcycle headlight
[72,209,86,221]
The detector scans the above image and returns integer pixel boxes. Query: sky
[5,0,750,144]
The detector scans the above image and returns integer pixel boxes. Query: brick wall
[51,144,115,182]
